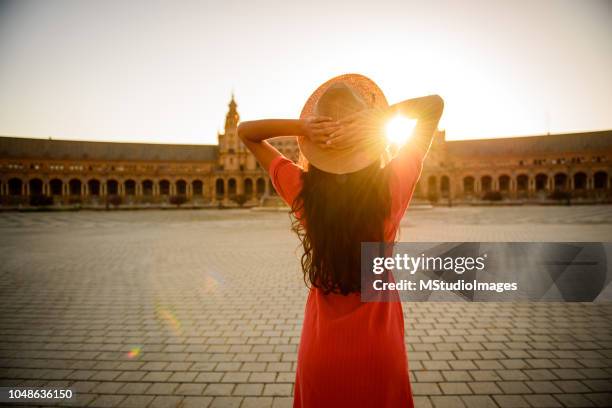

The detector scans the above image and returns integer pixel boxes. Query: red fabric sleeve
[388,145,425,222]
[268,155,303,207]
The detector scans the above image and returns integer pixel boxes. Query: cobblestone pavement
[0,206,611,408]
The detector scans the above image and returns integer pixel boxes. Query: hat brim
[299,73,389,174]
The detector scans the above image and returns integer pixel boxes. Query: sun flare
[385,115,417,147]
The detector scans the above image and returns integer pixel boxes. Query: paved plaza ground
[0,206,611,408]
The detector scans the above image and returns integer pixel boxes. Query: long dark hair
[290,160,392,295]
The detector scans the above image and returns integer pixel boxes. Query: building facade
[0,96,610,208]
[415,130,612,203]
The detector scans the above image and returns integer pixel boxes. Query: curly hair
[290,160,392,295]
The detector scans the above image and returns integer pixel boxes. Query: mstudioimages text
[371,253,518,293]
[373,279,519,293]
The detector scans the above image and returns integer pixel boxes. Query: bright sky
[0,0,611,144]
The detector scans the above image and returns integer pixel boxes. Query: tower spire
[225,93,239,131]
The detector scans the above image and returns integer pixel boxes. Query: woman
[237,74,444,408]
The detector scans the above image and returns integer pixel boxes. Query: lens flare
[386,115,417,147]
[155,304,183,337]
[202,275,218,293]
[127,346,142,359]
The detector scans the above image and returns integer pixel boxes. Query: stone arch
[499,174,511,192]
[107,179,119,195]
[159,179,170,195]
[244,178,253,196]
[142,179,154,196]
[535,173,548,191]
[88,179,101,196]
[124,179,136,196]
[50,179,63,196]
[192,180,203,196]
[176,179,187,195]
[573,172,587,190]
[594,171,608,189]
[29,178,43,195]
[8,178,23,196]
[463,176,475,194]
[554,173,568,191]
[69,178,82,196]
[481,175,492,192]
[228,178,237,197]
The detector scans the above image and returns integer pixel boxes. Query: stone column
[548,175,553,191]
[22,181,28,196]
[83,182,88,196]
[186,182,192,198]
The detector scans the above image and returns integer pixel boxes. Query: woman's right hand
[301,116,341,149]
[326,107,390,150]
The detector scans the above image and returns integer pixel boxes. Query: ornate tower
[217,94,247,171]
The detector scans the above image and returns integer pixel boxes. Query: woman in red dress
[238,74,444,408]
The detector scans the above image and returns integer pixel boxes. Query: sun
[385,115,417,147]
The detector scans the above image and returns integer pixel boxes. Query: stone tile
[117,395,155,408]
[209,397,242,407]
[89,394,127,408]
[494,395,530,408]
[203,383,235,396]
[262,383,292,396]
[431,395,466,408]
[460,395,498,408]
[233,383,264,396]
[149,396,184,408]
[241,397,274,407]
[175,383,207,395]
[523,394,563,408]
[181,396,213,408]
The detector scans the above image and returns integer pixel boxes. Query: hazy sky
[0,0,610,144]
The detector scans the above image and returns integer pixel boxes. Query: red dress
[268,146,424,408]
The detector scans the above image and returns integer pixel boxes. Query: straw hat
[299,73,389,174]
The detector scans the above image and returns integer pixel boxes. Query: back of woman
[238,73,444,408]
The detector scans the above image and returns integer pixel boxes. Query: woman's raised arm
[389,94,444,157]
[237,118,339,171]
[325,95,444,157]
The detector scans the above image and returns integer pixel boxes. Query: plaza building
[0,96,610,208]
[417,129,612,204]
[0,96,297,208]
